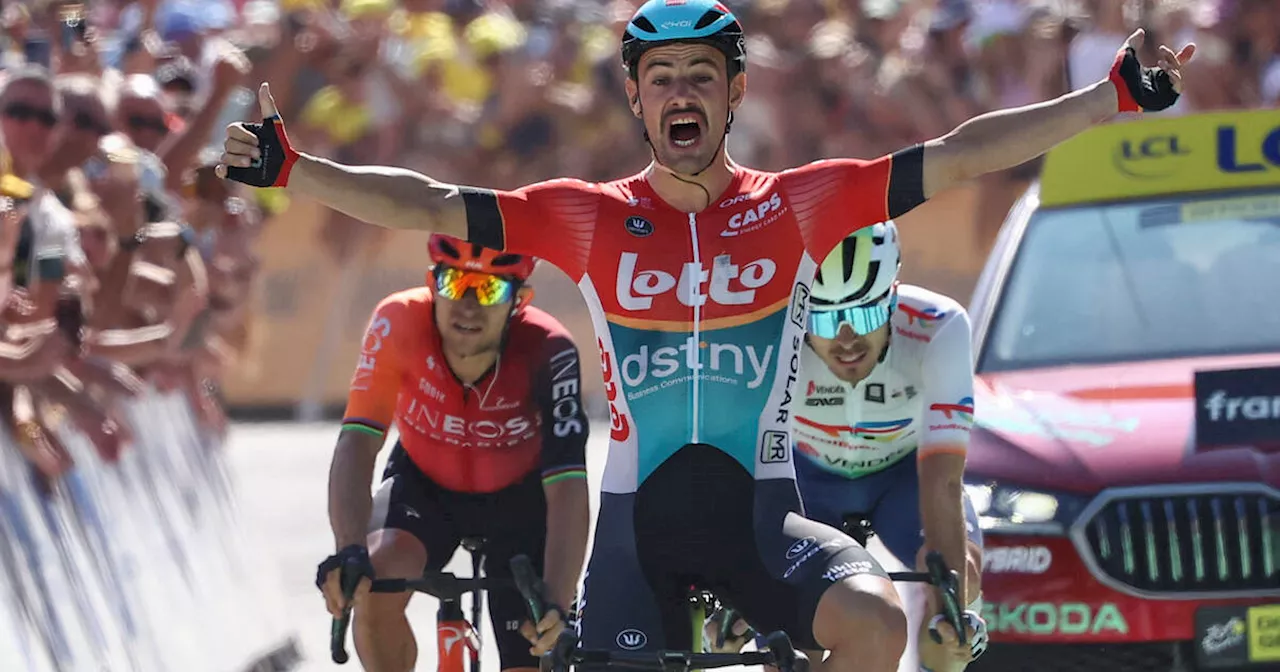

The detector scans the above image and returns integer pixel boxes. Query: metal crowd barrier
[0,389,301,672]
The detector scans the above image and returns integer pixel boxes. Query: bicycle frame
[438,544,485,672]
[438,596,481,672]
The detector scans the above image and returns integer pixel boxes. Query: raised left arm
[920,30,1195,198]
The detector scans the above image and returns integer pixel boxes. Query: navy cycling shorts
[574,444,889,655]
[793,451,983,568]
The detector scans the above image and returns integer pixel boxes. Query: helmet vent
[840,237,859,283]
[492,253,524,268]
[631,16,657,34]
[694,9,723,30]
[440,238,461,259]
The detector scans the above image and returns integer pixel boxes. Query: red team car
[965,109,1280,671]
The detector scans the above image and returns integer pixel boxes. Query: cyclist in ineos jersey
[316,235,591,672]
[221,2,1191,668]
[707,223,988,672]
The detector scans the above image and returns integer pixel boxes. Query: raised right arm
[217,83,469,236]
[218,84,598,279]
[287,154,470,237]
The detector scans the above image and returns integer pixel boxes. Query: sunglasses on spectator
[3,103,58,128]
[433,266,519,306]
[126,115,168,134]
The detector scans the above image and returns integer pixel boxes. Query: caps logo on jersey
[624,216,654,237]
[721,191,787,237]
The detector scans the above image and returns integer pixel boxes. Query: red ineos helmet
[428,234,536,281]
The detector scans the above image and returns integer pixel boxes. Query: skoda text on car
[964,108,1280,671]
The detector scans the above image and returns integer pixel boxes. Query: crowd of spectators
[0,0,1274,479]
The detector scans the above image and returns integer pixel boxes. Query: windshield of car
[980,190,1280,372]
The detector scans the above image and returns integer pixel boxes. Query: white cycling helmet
[808,221,901,337]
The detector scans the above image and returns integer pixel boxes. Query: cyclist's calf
[355,529,429,672]
[811,574,908,672]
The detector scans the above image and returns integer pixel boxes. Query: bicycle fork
[437,599,480,672]
[688,588,718,672]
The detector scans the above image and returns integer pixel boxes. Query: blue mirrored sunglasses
[807,293,897,339]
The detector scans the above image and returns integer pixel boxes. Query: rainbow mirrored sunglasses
[807,291,898,339]
[433,266,520,306]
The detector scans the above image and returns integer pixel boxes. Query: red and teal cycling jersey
[462,147,927,494]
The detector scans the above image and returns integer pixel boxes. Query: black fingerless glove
[316,544,374,593]
[1109,47,1181,113]
[224,115,299,188]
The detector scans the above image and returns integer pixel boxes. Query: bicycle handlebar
[925,551,968,646]
[533,625,807,672]
[510,555,807,672]
[511,553,548,625]
[330,570,509,664]
[369,574,513,598]
[542,630,805,672]
[330,564,363,664]
[509,549,966,671]
[886,554,967,643]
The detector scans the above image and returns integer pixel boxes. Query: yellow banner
[1039,109,1280,208]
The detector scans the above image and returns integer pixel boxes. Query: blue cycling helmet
[620,0,747,78]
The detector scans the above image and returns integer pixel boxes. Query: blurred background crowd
[0,0,1276,470]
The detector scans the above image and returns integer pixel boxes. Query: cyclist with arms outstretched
[316,235,591,672]
[222,2,1191,668]
[708,223,987,672]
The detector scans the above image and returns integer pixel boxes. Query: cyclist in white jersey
[710,223,987,672]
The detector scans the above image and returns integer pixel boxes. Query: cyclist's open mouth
[667,115,703,149]
[452,322,483,335]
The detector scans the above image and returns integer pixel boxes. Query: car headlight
[964,480,1089,534]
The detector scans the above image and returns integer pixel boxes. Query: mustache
[663,108,707,125]
[831,341,870,356]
